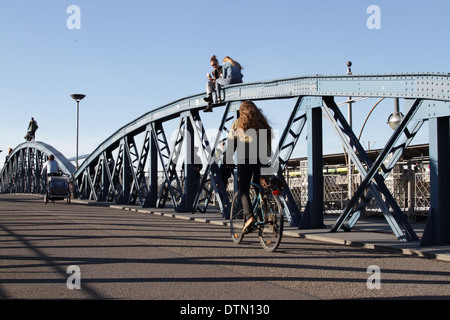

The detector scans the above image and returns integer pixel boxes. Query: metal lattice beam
[3,73,450,244]
[0,141,75,194]
[323,96,421,241]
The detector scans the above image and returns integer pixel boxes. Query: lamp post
[346,61,354,199]
[70,94,86,169]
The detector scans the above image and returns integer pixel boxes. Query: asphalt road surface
[0,195,449,304]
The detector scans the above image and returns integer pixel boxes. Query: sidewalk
[74,200,450,263]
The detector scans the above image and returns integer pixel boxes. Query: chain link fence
[284,158,430,220]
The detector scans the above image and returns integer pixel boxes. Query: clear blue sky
[1,0,448,165]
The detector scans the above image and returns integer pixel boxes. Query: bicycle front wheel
[230,191,246,244]
[258,193,284,252]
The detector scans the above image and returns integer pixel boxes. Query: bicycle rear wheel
[258,193,284,252]
[230,191,246,244]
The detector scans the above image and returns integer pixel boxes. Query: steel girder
[77,129,154,206]
[421,116,450,246]
[323,97,422,241]
[192,98,316,225]
[3,73,450,244]
[344,118,426,229]
[0,141,75,194]
[72,74,450,190]
[72,74,450,176]
[192,102,238,218]
[275,96,325,227]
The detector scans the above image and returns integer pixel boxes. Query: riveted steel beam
[324,97,421,241]
[74,73,450,180]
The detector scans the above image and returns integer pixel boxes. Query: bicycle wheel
[230,191,245,244]
[258,193,284,252]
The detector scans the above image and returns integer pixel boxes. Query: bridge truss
[1,73,449,246]
[0,141,75,194]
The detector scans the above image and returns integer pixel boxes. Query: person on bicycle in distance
[204,56,243,112]
[226,100,272,233]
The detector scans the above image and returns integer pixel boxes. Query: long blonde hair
[223,56,243,69]
[238,101,271,134]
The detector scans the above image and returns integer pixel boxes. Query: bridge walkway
[105,200,450,263]
[0,194,449,303]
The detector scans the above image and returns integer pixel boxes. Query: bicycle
[229,175,285,252]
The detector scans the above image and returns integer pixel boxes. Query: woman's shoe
[203,104,213,112]
[203,95,213,103]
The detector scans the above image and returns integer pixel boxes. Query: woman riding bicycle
[226,100,272,233]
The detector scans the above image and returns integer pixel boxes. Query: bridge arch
[0,141,75,194]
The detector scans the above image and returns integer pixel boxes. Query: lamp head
[346,61,352,75]
[387,111,404,130]
[70,94,86,102]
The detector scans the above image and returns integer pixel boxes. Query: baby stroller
[44,174,71,204]
[24,131,35,141]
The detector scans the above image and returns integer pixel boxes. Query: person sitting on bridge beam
[204,56,243,112]
[203,55,222,106]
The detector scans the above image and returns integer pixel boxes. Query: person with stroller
[41,154,60,197]
[41,154,70,203]
[41,154,60,177]
[25,117,38,141]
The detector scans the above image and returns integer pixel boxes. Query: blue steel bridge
[1,73,449,247]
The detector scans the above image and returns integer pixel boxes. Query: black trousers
[237,163,261,220]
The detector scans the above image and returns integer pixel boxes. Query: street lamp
[346,61,354,198]
[70,94,86,169]
[387,98,404,130]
